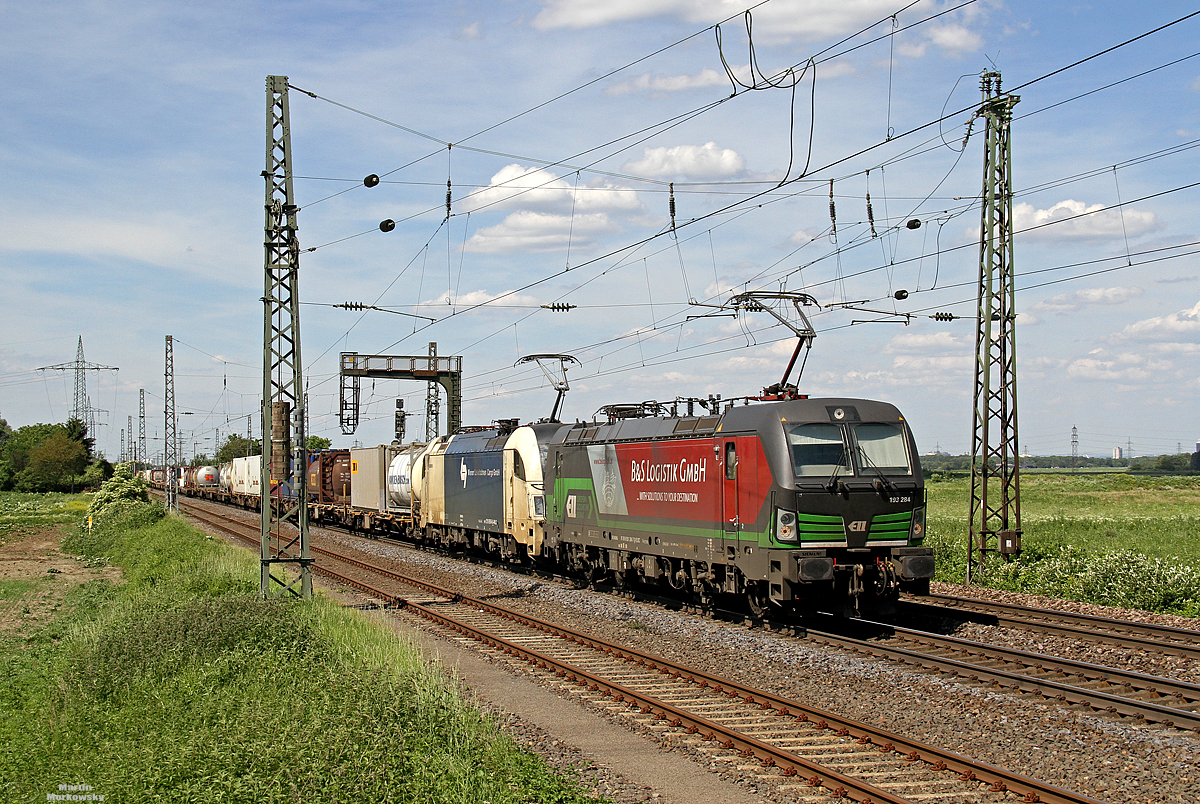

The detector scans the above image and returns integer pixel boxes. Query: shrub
[87,461,154,522]
[976,545,1200,617]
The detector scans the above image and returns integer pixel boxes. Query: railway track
[178,499,1109,804]
[902,594,1200,662]
[804,617,1200,734]
[170,493,1200,735]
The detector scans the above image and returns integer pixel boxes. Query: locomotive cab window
[724,442,737,480]
[786,423,850,477]
[851,423,912,475]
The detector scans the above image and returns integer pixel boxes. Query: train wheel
[746,582,771,619]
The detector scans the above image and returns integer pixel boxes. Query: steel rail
[909,594,1200,660]
[178,499,1110,803]
[862,619,1200,704]
[804,626,1200,733]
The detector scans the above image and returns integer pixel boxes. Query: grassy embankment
[0,495,605,804]
[922,474,1200,616]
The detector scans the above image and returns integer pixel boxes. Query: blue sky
[3,1,1199,462]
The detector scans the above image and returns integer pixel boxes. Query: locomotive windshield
[786,422,913,478]
[851,423,912,476]
[787,423,851,477]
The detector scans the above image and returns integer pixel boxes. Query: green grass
[924,474,1200,616]
[0,578,46,600]
[0,492,91,540]
[0,504,606,804]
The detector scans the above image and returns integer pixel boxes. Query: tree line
[921,451,1200,474]
[188,434,331,467]
[0,414,110,492]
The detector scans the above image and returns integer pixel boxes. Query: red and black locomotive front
[755,397,933,611]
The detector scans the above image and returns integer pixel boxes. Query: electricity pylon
[260,75,311,599]
[164,336,178,513]
[36,336,117,436]
[138,389,147,467]
[968,71,1022,581]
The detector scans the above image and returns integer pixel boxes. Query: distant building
[1113,447,1123,460]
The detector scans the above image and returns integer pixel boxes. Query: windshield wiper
[856,446,895,494]
[825,447,849,494]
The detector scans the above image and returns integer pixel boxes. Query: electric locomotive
[540,396,931,614]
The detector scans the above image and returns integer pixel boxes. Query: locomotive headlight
[776,509,798,543]
[911,507,925,541]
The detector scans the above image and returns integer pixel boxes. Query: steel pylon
[164,336,178,513]
[260,75,311,599]
[138,389,147,468]
[968,72,1022,581]
[35,336,117,434]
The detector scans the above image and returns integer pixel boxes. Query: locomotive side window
[852,423,912,475]
[724,442,737,480]
[786,424,850,477]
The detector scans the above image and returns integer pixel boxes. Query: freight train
[157,395,933,615]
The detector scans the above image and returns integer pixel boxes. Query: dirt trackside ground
[0,525,121,638]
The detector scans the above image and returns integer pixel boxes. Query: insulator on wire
[379,219,395,232]
[866,171,877,238]
[364,174,380,188]
[669,183,677,232]
[933,312,956,322]
[828,179,837,242]
[445,179,452,220]
[541,303,577,312]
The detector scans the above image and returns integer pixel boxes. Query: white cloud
[1010,199,1161,241]
[420,288,542,308]
[1064,349,1172,382]
[1118,299,1200,339]
[1066,358,1149,382]
[1030,286,1143,314]
[461,22,481,39]
[606,60,854,95]
[927,24,982,53]
[622,142,744,179]
[884,331,962,353]
[532,1,947,43]
[606,67,729,96]
[1149,342,1200,354]
[463,210,612,254]
[890,353,972,372]
[459,164,642,215]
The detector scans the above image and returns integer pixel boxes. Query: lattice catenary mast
[968,71,1022,581]
[138,389,147,467]
[260,75,311,599]
[164,335,178,513]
